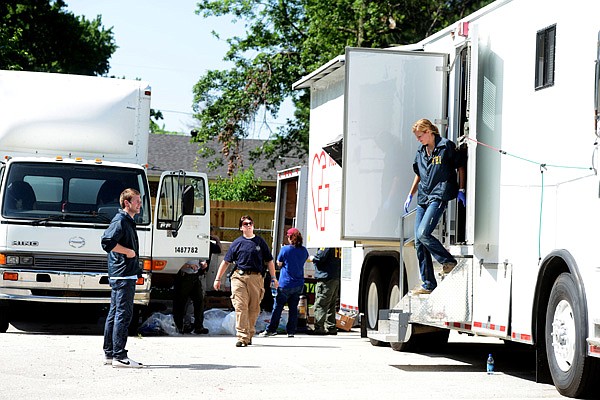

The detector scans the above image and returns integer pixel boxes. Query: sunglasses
[242,221,253,226]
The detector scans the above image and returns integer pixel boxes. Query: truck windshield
[1,162,151,225]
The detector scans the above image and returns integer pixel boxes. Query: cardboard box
[335,312,355,331]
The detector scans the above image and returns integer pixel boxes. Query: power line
[158,109,289,126]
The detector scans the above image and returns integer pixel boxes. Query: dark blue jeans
[415,201,456,291]
[266,285,303,334]
[103,279,136,360]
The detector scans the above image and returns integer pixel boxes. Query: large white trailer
[0,70,210,332]
[293,0,600,397]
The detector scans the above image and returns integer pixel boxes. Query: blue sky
[65,0,261,136]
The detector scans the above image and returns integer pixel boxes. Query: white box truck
[0,70,210,332]
[294,0,600,397]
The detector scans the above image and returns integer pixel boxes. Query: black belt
[236,269,261,275]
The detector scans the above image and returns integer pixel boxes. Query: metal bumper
[0,269,151,305]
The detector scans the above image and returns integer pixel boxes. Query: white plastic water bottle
[270,280,277,297]
[486,353,494,374]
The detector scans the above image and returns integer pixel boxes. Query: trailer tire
[365,268,386,347]
[390,328,412,352]
[545,273,599,398]
[0,301,8,333]
[387,268,401,311]
[388,267,420,351]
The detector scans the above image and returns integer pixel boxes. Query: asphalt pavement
[0,304,566,400]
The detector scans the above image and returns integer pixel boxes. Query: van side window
[535,24,556,90]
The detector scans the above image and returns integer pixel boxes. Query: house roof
[147,133,304,181]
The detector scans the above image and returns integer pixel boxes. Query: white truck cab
[0,70,210,332]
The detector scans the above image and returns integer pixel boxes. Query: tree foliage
[208,166,270,202]
[0,0,116,75]
[192,0,493,174]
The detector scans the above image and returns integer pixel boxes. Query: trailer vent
[535,24,556,90]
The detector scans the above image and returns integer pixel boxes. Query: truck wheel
[388,267,416,351]
[365,268,386,346]
[545,273,599,398]
[390,325,413,352]
[387,268,401,311]
[0,301,9,333]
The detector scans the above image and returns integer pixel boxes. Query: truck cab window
[157,175,206,228]
[1,162,150,224]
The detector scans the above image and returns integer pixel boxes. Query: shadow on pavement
[390,340,536,381]
[7,302,106,335]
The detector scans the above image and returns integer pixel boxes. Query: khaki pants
[230,271,265,344]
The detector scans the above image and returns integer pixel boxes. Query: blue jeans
[415,201,456,291]
[103,279,136,360]
[266,285,303,334]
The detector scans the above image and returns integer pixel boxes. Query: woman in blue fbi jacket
[404,119,466,295]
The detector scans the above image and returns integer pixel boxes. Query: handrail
[398,209,415,301]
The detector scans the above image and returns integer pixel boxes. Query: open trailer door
[341,47,448,242]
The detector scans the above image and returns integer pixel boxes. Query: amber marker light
[3,272,18,281]
[152,260,167,271]
[0,254,6,265]
[136,277,145,285]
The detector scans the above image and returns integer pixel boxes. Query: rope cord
[465,136,594,262]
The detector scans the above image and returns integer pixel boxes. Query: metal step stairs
[368,257,472,343]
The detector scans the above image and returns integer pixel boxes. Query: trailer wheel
[545,273,599,398]
[387,268,401,311]
[391,327,449,352]
[365,268,386,346]
[0,301,9,333]
[388,267,417,351]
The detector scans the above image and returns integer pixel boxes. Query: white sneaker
[112,357,144,368]
[103,356,112,366]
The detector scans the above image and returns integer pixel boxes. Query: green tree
[0,0,116,75]
[192,0,493,174]
[208,166,270,202]
[150,109,168,134]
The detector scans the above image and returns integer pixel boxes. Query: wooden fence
[210,200,275,244]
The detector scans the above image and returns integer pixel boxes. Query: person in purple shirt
[260,228,309,338]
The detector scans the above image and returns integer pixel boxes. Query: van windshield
[1,162,151,225]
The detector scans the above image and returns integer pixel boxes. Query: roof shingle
[147,134,304,181]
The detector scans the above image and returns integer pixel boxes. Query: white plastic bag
[222,311,237,336]
[256,309,288,333]
[138,312,178,336]
[203,308,230,335]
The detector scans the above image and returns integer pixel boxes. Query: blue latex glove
[457,190,466,207]
[403,194,413,214]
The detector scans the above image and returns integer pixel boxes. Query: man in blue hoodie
[101,188,143,368]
